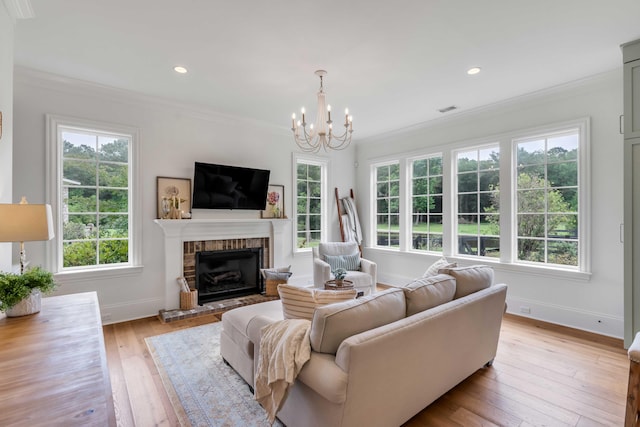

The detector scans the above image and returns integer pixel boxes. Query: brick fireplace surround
[154,218,289,311]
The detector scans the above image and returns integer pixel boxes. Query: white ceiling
[12,0,640,140]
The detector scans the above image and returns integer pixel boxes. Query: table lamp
[0,197,55,273]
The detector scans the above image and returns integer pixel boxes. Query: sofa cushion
[422,256,457,277]
[438,265,494,299]
[324,252,361,271]
[278,284,357,320]
[310,288,406,354]
[402,274,457,316]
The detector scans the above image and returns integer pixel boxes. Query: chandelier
[291,70,353,152]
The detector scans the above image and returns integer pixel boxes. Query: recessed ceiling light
[174,66,188,74]
[467,67,482,75]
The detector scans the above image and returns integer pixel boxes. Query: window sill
[53,265,144,284]
[367,247,591,282]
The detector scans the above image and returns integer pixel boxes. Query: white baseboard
[505,296,623,339]
[99,297,164,325]
[378,272,624,340]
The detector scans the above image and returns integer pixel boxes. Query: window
[47,115,140,273]
[374,162,400,248]
[455,145,500,258]
[367,118,589,274]
[515,129,580,266]
[295,156,327,250]
[410,155,443,252]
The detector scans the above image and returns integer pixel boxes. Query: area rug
[146,322,283,427]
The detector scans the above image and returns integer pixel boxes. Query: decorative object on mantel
[261,184,285,219]
[0,196,55,273]
[291,70,353,152]
[0,266,57,317]
[157,176,191,219]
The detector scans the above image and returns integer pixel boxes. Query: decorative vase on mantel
[5,289,42,317]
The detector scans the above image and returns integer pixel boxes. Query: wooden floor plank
[104,312,629,427]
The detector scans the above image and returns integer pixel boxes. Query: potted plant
[332,268,348,286]
[0,266,57,317]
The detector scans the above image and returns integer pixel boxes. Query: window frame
[452,143,501,259]
[371,160,401,250]
[407,153,445,253]
[366,117,591,278]
[509,119,590,272]
[292,153,329,253]
[46,114,142,279]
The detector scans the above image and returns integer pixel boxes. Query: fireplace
[195,248,263,304]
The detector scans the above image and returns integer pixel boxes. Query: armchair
[312,242,377,295]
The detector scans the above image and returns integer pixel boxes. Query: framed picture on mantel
[157,176,191,219]
[261,184,285,219]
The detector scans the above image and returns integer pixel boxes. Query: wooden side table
[0,292,116,426]
[324,279,354,290]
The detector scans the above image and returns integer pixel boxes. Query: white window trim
[370,159,402,251]
[508,117,590,272]
[46,114,142,279]
[451,141,501,259]
[365,117,591,279]
[292,153,329,254]
[405,153,445,254]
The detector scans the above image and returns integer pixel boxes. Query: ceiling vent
[437,105,457,113]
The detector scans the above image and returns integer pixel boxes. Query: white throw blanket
[255,319,312,425]
[341,196,362,245]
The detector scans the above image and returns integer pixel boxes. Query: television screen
[192,162,271,210]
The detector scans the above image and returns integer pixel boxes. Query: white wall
[0,5,14,271]
[355,70,625,338]
[12,68,356,323]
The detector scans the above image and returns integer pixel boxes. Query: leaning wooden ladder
[335,188,362,254]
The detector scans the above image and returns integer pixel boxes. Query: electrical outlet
[101,313,112,322]
[519,306,531,314]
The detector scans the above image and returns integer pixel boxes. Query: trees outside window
[47,115,139,274]
[410,155,443,252]
[295,157,326,250]
[374,162,400,248]
[455,146,500,258]
[368,119,587,272]
[515,131,579,266]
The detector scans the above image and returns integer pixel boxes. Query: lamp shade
[0,204,55,242]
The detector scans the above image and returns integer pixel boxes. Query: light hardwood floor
[104,313,629,427]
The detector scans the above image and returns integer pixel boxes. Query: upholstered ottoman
[220,300,283,386]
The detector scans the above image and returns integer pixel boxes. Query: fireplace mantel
[154,218,290,309]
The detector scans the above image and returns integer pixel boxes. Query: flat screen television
[192,162,271,210]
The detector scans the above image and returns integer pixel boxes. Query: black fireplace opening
[195,248,263,304]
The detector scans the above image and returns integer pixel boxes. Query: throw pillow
[402,274,456,316]
[260,265,291,280]
[309,288,406,354]
[264,271,292,297]
[324,252,361,271]
[438,265,494,299]
[277,284,357,321]
[422,257,457,277]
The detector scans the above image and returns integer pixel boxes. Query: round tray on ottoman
[324,279,354,290]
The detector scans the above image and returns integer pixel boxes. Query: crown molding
[14,66,289,135]
[359,68,621,145]
[3,0,34,22]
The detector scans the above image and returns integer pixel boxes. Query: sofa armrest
[247,314,282,345]
[296,352,348,404]
[313,258,331,288]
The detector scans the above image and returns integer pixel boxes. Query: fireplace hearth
[195,248,263,304]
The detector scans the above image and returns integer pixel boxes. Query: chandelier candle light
[291,70,353,152]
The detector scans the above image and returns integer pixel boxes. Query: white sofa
[220,266,507,427]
